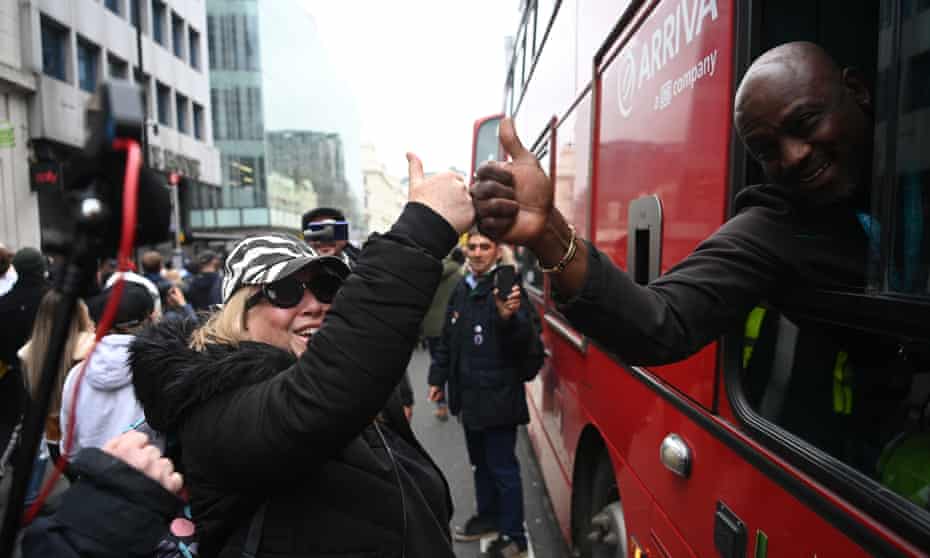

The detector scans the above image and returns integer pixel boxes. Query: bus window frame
[722,0,930,549]
[511,0,564,118]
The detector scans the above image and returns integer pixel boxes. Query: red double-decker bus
[471,1,930,557]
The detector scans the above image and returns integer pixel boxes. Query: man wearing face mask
[472,40,876,366]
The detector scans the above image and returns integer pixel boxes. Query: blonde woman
[17,290,95,504]
[129,163,473,558]
[18,291,96,456]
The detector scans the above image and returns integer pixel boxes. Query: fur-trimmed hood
[129,318,296,432]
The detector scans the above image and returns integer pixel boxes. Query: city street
[406,346,570,558]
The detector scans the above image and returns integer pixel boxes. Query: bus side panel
[586,347,875,557]
[525,85,597,547]
[576,0,636,93]
[514,0,577,142]
[593,0,733,409]
[526,369,574,542]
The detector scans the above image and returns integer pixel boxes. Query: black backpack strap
[240,502,267,558]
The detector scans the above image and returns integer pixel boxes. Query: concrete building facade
[267,129,362,237]
[204,0,266,209]
[0,1,39,250]
[16,0,220,249]
[361,144,405,235]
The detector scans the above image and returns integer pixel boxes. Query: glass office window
[41,16,68,82]
[77,37,100,93]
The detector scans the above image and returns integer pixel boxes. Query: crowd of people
[1,38,922,558]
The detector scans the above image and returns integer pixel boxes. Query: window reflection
[740,307,930,513]
[876,1,930,297]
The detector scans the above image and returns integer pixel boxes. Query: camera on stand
[0,79,173,555]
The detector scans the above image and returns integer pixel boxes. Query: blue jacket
[428,271,539,430]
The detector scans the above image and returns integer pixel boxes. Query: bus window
[739,308,930,514]
[728,0,930,542]
[472,116,502,175]
[877,4,930,297]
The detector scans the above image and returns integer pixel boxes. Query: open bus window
[739,306,930,513]
[872,3,930,297]
[728,0,930,535]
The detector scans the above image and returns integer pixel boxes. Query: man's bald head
[736,42,843,110]
[734,41,873,207]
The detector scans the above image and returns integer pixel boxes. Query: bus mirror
[471,114,504,175]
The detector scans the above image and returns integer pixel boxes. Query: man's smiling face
[735,43,873,207]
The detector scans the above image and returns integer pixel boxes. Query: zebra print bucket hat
[221,233,351,303]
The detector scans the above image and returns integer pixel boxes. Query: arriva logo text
[617,0,719,117]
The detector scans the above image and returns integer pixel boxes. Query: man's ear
[842,67,872,112]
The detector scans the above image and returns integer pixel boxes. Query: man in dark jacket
[186,250,223,311]
[471,41,877,364]
[428,231,539,558]
[0,248,49,450]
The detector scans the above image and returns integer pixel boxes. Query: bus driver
[472,41,875,364]
[472,41,927,484]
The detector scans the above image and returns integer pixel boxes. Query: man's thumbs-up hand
[471,118,553,246]
[407,152,475,234]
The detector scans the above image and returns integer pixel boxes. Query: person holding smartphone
[428,230,541,558]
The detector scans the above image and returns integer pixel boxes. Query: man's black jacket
[558,184,869,365]
[130,203,458,558]
[428,271,539,430]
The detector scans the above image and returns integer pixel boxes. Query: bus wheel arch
[572,426,629,558]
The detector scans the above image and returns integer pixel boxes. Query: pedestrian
[18,291,95,457]
[301,206,360,265]
[0,248,50,452]
[186,250,223,312]
[159,281,197,323]
[60,283,160,460]
[104,269,163,318]
[428,230,542,558]
[141,250,171,291]
[129,156,472,557]
[21,430,184,558]
[421,246,465,421]
[16,291,96,509]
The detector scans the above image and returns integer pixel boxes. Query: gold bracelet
[539,224,577,273]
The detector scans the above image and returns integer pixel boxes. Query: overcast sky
[293,1,519,180]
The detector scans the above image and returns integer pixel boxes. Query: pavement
[406,346,571,558]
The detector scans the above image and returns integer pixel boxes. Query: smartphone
[304,221,349,242]
[495,265,516,300]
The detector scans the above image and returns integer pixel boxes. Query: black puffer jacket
[130,204,457,558]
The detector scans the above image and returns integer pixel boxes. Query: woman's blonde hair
[189,287,255,351]
[24,291,94,418]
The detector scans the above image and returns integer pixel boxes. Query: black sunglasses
[245,271,343,310]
